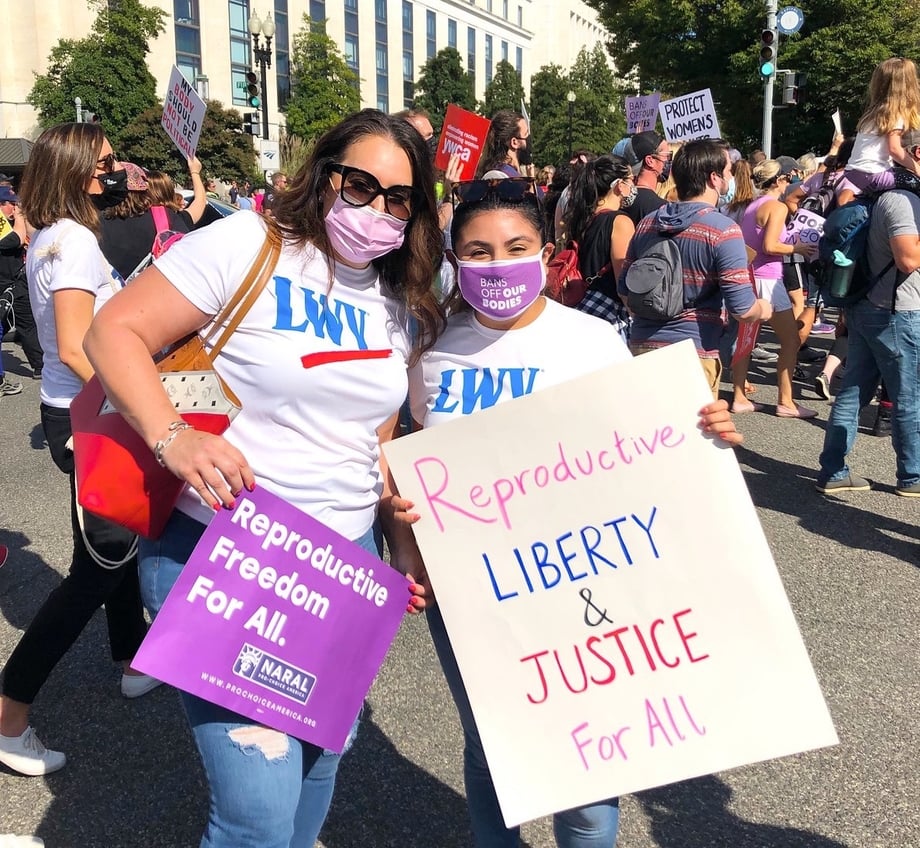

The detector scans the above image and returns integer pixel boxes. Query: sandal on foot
[731,401,764,414]
[744,381,757,396]
[776,403,818,419]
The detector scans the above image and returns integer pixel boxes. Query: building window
[485,34,492,85]
[228,0,251,108]
[517,4,522,26]
[310,0,326,32]
[515,45,522,74]
[448,18,456,49]
[486,0,492,13]
[344,0,359,79]
[502,0,508,18]
[426,10,436,59]
[467,26,475,87]
[274,0,290,110]
[376,0,387,118]
[403,1,414,107]
[501,40,508,62]
[174,0,201,81]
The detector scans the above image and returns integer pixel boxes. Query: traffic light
[759,28,777,78]
[781,71,808,106]
[242,111,260,135]
[782,71,798,105]
[245,70,261,108]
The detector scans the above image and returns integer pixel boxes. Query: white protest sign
[161,65,207,160]
[782,207,825,259]
[832,108,843,137]
[659,89,721,141]
[625,93,661,134]
[384,341,837,828]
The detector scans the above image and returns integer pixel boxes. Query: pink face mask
[324,195,408,265]
[456,251,546,321]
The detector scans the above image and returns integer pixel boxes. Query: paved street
[0,327,917,848]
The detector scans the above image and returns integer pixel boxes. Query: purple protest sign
[132,486,408,752]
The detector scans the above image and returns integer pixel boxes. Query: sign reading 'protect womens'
[383,340,838,828]
[133,485,408,752]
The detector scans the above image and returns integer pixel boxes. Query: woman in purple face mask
[82,110,444,848]
[396,179,744,848]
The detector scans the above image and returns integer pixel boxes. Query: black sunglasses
[96,152,116,173]
[451,177,538,207]
[326,163,416,221]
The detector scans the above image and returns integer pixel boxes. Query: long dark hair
[271,109,445,360]
[20,122,105,235]
[564,154,632,243]
[476,109,524,176]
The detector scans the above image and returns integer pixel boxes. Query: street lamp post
[566,90,576,159]
[248,9,275,140]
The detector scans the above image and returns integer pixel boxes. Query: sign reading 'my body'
[383,341,837,827]
[161,65,207,160]
[133,485,408,752]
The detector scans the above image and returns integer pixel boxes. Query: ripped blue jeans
[139,509,373,848]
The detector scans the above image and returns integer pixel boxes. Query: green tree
[414,47,477,130]
[528,49,626,167]
[483,60,526,117]
[119,101,258,184]
[567,45,626,157]
[283,15,361,140]
[28,0,167,147]
[587,0,920,153]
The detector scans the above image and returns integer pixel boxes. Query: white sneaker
[0,727,66,776]
[120,672,163,699]
[0,835,45,847]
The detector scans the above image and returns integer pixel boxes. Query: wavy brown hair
[146,171,185,210]
[20,122,105,235]
[271,109,445,361]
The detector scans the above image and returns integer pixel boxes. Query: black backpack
[818,197,897,308]
[623,233,685,321]
[800,175,839,217]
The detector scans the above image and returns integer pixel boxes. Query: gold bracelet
[153,420,193,467]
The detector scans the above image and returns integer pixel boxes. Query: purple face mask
[324,195,408,265]
[456,251,546,321]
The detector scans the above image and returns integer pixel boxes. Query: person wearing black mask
[626,130,670,226]
[476,109,533,178]
[0,123,155,778]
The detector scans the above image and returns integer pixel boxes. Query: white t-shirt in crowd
[410,297,631,428]
[27,219,121,408]
[847,119,904,174]
[153,211,413,539]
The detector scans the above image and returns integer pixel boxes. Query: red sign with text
[434,104,492,181]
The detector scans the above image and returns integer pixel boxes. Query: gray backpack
[624,232,685,321]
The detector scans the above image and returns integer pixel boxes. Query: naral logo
[232,643,317,705]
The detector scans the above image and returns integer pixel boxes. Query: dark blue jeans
[818,299,920,487]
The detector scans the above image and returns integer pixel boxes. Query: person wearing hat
[100,156,206,280]
[625,130,669,226]
[0,184,42,385]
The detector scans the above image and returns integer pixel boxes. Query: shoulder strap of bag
[150,205,169,235]
[204,224,283,358]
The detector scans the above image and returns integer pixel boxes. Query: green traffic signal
[760,61,776,77]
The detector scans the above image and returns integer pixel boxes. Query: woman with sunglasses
[399,177,742,848]
[83,110,443,848]
[0,123,153,777]
[730,159,817,419]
